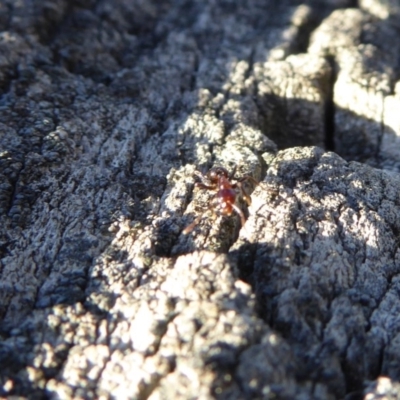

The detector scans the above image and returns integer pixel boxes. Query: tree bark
[1,1,400,399]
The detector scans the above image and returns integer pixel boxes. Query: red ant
[183,166,257,234]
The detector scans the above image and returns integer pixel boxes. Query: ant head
[208,167,229,182]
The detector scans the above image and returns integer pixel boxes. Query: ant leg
[236,182,252,206]
[231,203,246,226]
[195,182,216,190]
[193,171,215,190]
[229,165,237,180]
[182,208,218,234]
[237,175,258,186]
[182,214,204,234]
[183,196,217,234]
[183,196,220,234]
[235,175,258,205]
[194,170,206,181]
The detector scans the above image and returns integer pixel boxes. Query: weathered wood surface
[1,0,400,399]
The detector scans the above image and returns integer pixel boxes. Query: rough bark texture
[1,1,400,399]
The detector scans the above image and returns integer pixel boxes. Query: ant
[183,165,258,234]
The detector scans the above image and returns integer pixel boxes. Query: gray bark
[1,1,400,399]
